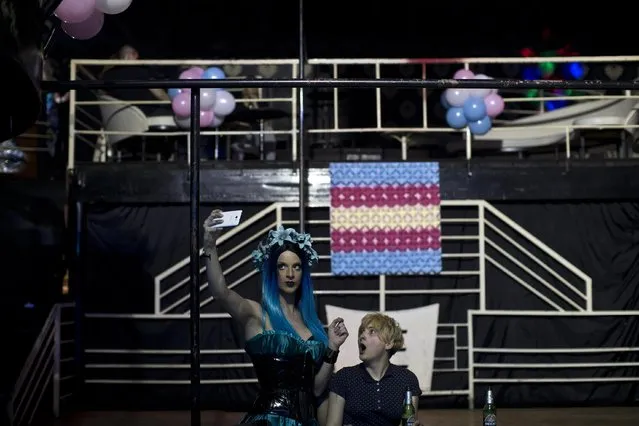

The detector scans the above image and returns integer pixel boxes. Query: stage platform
[52,408,639,426]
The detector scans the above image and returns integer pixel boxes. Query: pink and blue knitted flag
[329,162,442,275]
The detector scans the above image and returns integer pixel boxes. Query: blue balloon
[468,117,492,136]
[202,67,226,80]
[440,91,450,109]
[168,88,182,99]
[462,96,487,121]
[446,107,467,129]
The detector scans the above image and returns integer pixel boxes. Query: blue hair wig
[260,242,328,345]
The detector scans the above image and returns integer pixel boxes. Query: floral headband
[251,225,319,271]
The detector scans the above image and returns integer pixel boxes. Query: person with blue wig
[203,210,350,426]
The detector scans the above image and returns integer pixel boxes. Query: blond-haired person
[326,313,423,426]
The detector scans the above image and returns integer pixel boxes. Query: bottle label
[403,417,415,426]
[483,414,497,426]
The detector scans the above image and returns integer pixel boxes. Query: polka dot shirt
[329,363,422,426]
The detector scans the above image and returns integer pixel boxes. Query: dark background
[48,2,627,63]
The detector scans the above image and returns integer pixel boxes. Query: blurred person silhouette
[100,45,173,118]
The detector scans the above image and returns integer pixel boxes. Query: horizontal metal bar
[474,347,639,353]
[476,362,639,369]
[83,378,469,394]
[422,390,469,396]
[85,378,258,385]
[307,56,639,65]
[41,78,639,92]
[470,310,639,316]
[86,363,252,369]
[474,377,639,384]
[85,348,245,354]
[314,289,479,295]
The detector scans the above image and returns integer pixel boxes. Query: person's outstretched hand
[327,317,349,350]
[203,209,224,254]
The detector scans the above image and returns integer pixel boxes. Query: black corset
[247,352,317,423]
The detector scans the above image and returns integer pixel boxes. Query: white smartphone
[209,210,243,229]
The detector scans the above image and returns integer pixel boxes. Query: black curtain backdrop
[80,201,639,410]
[476,201,639,407]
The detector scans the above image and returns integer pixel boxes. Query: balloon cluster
[54,0,132,40]
[441,69,505,136]
[169,67,237,129]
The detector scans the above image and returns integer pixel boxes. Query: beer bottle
[401,386,416,426]
[482,387,497,426]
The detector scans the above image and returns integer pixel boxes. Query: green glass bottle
[482,387,497,426]
[401,386,416,426]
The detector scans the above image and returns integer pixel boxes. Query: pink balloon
[60,9,104,40]
[172,92,191,117]
[175,111,218,128]
[55,0,96,23]
[200,110,214,127]
[453,69,475,80]
[180,68,203,80]
[484,93,505,118]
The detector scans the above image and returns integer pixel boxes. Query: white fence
[467,310,639,408]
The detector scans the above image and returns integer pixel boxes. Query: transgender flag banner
[329,162,442,276]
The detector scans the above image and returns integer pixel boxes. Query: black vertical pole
[189,89,202,426]
[67,172,84,407]
[297,0,306,233]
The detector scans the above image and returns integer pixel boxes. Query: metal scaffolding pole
[297,0,306,233]
[188,89,202,426]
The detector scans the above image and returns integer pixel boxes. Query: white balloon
[200,89,217,111]
[176,116,190,129]
[95,0,132,15]
[210,115,224,128]
[469,74,493,99]
[444,88,470,108]
[213,90,236,117]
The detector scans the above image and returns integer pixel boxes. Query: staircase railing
[153,200,592,316]
[9,303,75,426]
[480,201,592,311]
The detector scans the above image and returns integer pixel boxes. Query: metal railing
[9,303,75,426]
[467,310,639,408]
[306,56,639,161]
[153,201,591,315]
[66,55,639,169]
[84,200,593,401]
[67,59,299,168]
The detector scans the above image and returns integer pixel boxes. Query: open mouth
[286,281,296,287]
[359,343,366,353]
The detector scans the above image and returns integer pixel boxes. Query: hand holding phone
[204,210,243,230]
